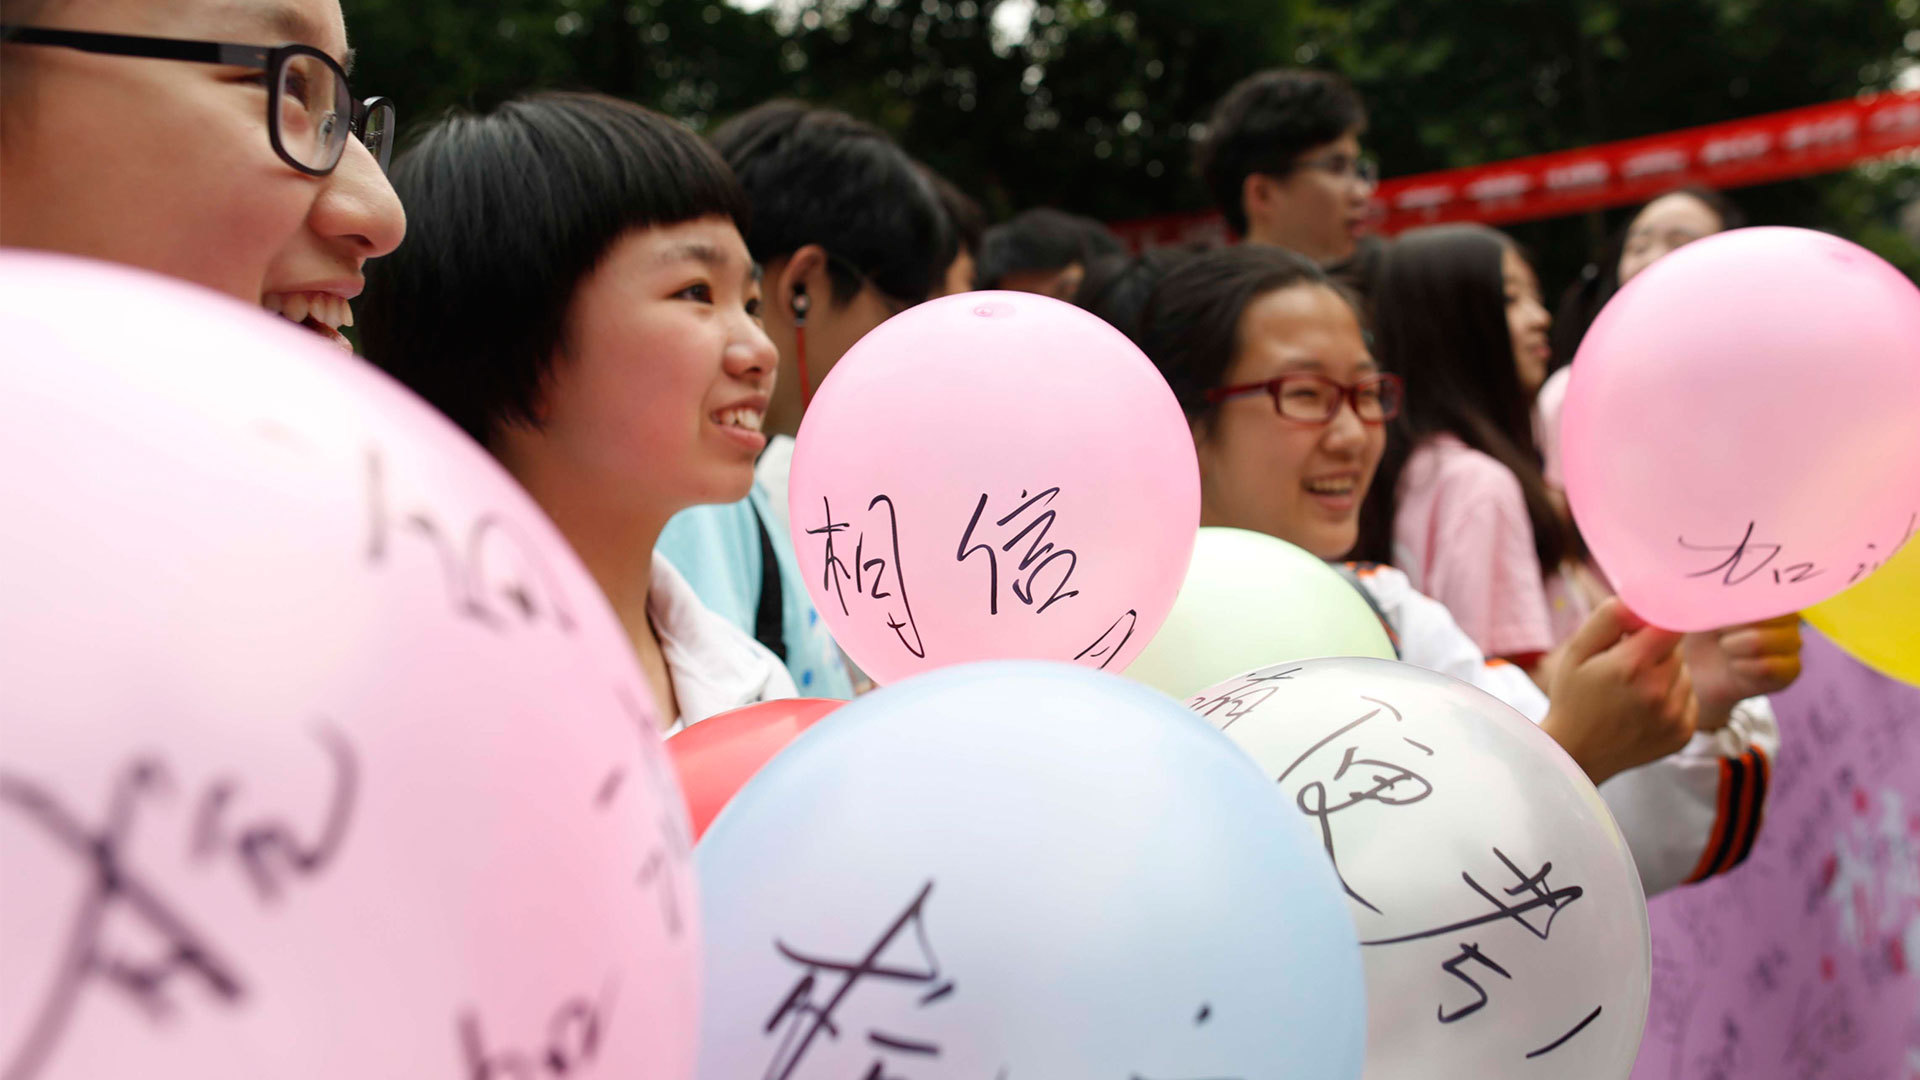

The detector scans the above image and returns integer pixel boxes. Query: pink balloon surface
[1561,227,1920,631]
[787,291,1200,685]
[0,253,698,1078]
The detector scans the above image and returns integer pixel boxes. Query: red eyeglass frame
[1203,371,1405,424]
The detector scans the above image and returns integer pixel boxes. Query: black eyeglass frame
[0,25,393,176]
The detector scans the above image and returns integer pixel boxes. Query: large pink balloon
[788,292,1199,685]
[1562,227,1920,631]
[0,253,698,1078]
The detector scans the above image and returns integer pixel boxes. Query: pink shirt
[1535,366,1572,490]
[1393,434,1557,659]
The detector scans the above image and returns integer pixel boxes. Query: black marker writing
[599,688,690,941]
[2,727,357,1080]
[1846,511,1917,585]
[1362,848,1596,1052]
[366,447,576,634]
[1188,669,1301,731]
[1298,742,1434,914]
[807,496,926,659]
[1074,610,1138,671]
[1436,943,1511,1023]
[1362,849,1584,947]
[1678,520,1820,587]
[460,982,618,1079]
[188,727,356,903]
[956,488,1081,616]
[762,880,952,1080]
[1526,1006,1604,1059]
[1273,697,1421,914]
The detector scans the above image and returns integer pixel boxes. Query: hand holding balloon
[1540,598,1697,785]
[1682,614,1804,731]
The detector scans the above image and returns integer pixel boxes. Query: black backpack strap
[750,500,787,662]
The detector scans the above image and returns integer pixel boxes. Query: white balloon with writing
[1188,657,1650,1079]
[0,253,698,1079]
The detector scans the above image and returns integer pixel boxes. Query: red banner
[1109,89,1920,250]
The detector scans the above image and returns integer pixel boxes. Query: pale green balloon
[1124,527,1396,698]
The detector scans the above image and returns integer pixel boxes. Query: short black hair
[712,100,953,307]
[1071,247,1199,346]
[975,208,1124,289]
[1137,244,1352,421]
[923,165,986,257]
[1195,69,1368,238]
[359,91,749,449]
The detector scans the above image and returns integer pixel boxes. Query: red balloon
[667,698,844,839]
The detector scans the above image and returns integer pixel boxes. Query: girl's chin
[1295,520,1360,562]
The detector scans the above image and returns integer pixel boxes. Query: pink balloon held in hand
[788,292,1200,686]
[1561,227,1920,631]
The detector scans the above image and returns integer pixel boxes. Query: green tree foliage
[344,0,1920,286]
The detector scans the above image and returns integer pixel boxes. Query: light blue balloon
[696,661,1366,1078]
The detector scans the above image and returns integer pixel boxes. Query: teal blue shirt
[656,483,855,699]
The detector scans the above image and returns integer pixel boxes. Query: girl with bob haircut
[1139,243,1784,896]
[360,91,796,727]
[1,0,405,347]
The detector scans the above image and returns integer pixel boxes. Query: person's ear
[1242,172,1280,226]
[784,245,830,318]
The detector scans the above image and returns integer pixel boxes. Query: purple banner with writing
[1632,628,1920,1079]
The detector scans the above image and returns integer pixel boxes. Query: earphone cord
[794,323,813,411]
[792,289,814,410]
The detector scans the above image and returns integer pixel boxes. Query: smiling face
[1502,246,1552,396]
[500,217,778,521]
[1193,282,1384,559]
[0,0,405,344]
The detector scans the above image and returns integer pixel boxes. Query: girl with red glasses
[1138,243,1781,896]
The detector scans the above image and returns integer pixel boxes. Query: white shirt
[650,553,797,731]
[756,434,796,538]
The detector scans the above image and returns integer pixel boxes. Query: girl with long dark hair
[1357,224,1593,668]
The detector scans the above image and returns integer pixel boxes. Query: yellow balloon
[1804,538,1920,687]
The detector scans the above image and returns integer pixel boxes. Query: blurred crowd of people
[1,0,1806,897]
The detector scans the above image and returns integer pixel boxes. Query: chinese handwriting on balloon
[806,495,926,659]
[364,446,576,634]
[956,488,1081,616]
[1273,696,1432,913]
[1072,609,1138,671]
[595,687,690,940]
[0,727,358,1080]
[1677,513,1916,587]
[762,880,952,1080]
[459,982,618,1079]
[1188,668,1302,730]
[1361,848,1601,1057]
